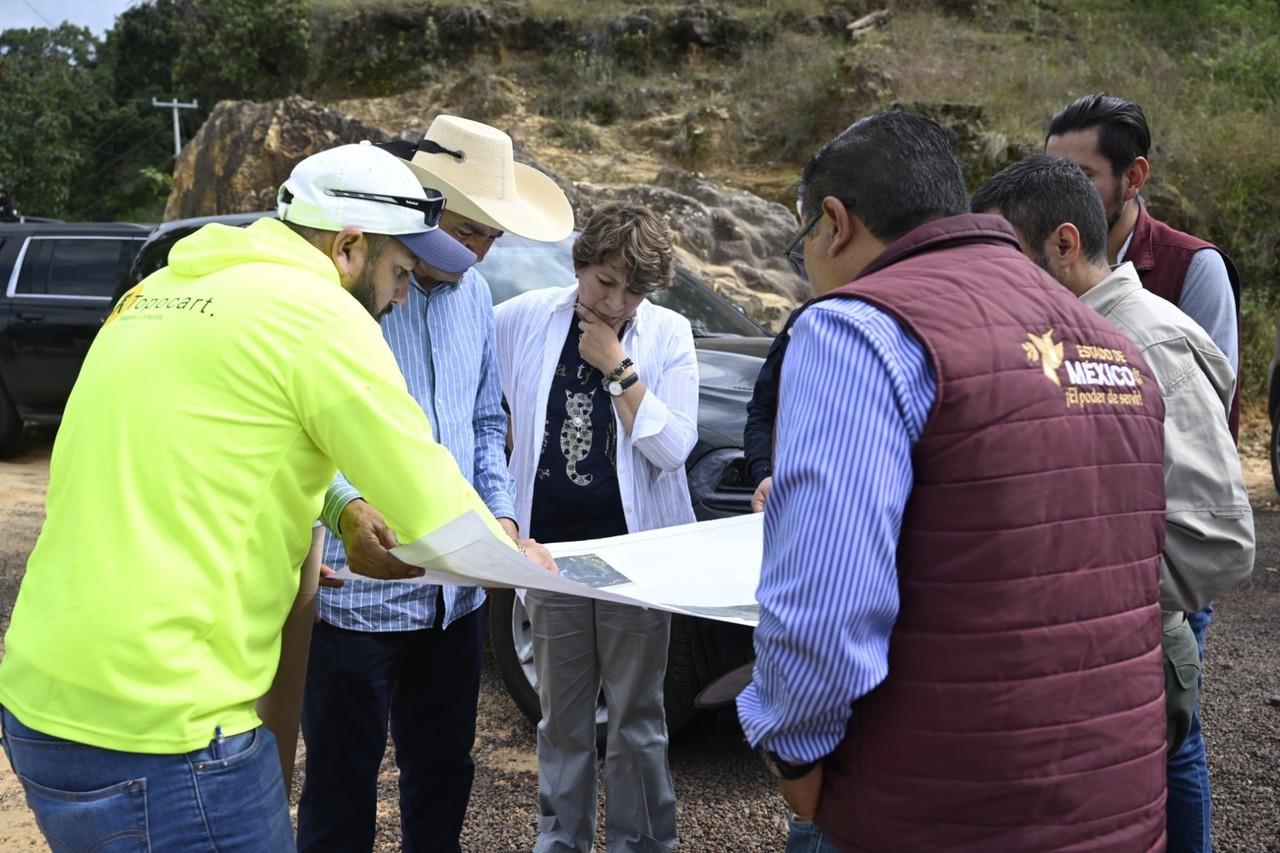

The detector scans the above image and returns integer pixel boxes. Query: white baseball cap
[277,142,476,275]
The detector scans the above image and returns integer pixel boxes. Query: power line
[18,0,55,28]
[70,152,175,219]
[85,111,146,159]
[66,130,169,196]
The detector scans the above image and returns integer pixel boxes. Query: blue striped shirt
[736,297,936,763]
[316,269,516,630]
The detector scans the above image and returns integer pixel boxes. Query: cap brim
[694,661,755,709]
[398,228,477,276]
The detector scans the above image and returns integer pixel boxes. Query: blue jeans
[1,707,294,852]
[1167,604,1213,853]
[786,817,841,853]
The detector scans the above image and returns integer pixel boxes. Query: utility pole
[151,97,200,158]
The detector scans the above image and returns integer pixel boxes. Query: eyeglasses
[782,197,855,281]
[325,188,447,229]
[783,213,821,280]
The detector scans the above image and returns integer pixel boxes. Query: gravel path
[0,423,1276,851]
[292,663,790,852]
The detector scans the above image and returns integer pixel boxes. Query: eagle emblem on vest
[1022,329,1064,387]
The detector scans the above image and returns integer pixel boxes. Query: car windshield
[477,233,764,337]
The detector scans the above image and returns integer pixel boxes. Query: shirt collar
[1117,197,1157,272]
[1081,261,1142,316]
[1117,228,1135,264]
[413,268,467,297]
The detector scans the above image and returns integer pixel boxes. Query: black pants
[297,604,487,853]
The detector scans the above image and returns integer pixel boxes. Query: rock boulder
[164,96,392,220]
[570,168,805,330]
[165,97,806,331]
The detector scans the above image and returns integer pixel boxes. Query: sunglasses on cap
[325,187,446,229]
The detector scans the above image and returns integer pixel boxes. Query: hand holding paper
[338,499,423,580]
[333,511,766,626]
[520,539,559,574]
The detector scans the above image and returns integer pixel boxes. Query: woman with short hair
[494,201,697,852]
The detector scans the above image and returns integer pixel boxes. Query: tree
[100,0,183,102]
[0,25,108,216]
[85,0,188,220]
[173,0,312,104]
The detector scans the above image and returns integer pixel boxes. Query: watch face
[608,381,623,396]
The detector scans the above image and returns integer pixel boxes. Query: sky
[3,0,141,35]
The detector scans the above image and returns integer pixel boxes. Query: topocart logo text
[105,284,215,326]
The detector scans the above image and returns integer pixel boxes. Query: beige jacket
[1083,262,1254,611]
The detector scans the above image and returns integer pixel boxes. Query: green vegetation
[875,0,1280,402]
[542,119,599,152]
[1,0,1276,401]
[0,0,311,221]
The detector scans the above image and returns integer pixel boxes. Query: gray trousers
[526,591,677,853]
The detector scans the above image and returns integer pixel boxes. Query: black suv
[126,214,773,734]
[0,222,152,454]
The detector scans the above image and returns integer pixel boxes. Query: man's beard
[1104,180,1126,232]
[349,262,392,320]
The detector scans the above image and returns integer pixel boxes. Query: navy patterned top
[529,320,629,543]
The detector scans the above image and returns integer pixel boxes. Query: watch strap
[607,357,634,382]
[760,749,819,781]
[606,371,640,396]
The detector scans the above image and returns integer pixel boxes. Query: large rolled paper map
[334,512,763,626]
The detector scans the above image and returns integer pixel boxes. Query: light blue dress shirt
[1178,249,1238,372]
[317,268,516,631]
[737,296,936,764]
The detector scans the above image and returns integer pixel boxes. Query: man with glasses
[298,117,574,853]
[738,111,1169,851]
[0,142,553,851]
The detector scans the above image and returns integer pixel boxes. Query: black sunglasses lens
[422,196,444,228]
[787,250,806,280]
[328,189,445,228]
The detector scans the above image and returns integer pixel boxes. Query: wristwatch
[758,749,819,781]
[606,371,640,397]
[606,357,634,382]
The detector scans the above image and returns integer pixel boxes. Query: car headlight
[687,448,754,514]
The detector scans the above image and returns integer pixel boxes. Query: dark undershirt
[528,320,629,542]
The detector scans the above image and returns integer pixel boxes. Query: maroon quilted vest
[811,215,1168,852]
[1128,201,1242,439]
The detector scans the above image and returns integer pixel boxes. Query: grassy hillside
[304,0,1280,402]
[7,0,1272,398]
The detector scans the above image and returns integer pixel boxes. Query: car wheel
[1271,409,1280,497]
[664,615,701,734]
[488,589,608,742]
[488,590,701,740]
[0,382,21,458]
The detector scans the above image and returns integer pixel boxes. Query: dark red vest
[1129,202,1242,438]
[812,215,1168,852]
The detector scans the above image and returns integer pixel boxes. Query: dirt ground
[0,426,51,851]
[0,417,1277,851]
[0,424,789,852]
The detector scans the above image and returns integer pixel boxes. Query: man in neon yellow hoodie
[0,143,551,851]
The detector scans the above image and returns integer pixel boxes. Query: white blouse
[494,284,699,539]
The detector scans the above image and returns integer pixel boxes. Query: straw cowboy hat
[405,116,574,243]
